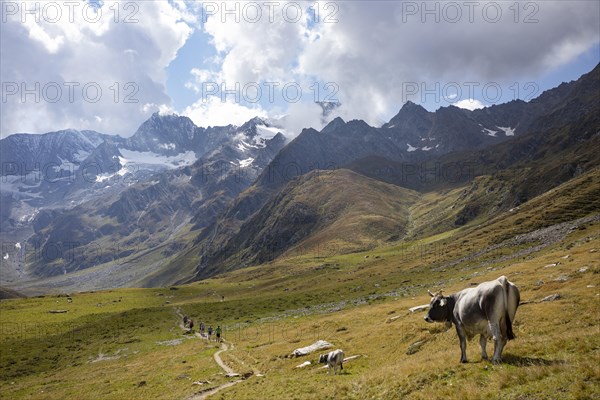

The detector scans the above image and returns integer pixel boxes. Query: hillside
[186,64,600,281]
[194,169,420,278]
[0,165,598,399]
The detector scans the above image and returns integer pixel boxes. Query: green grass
[1,169,599,399]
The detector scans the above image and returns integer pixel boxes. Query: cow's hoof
[460,359,468,364]
[481,355,488,361]
[492,359,502,365]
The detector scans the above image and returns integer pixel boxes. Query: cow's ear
[427,290,434,297]
[440,298,447,307]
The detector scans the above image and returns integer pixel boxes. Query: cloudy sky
[1,0,599,138]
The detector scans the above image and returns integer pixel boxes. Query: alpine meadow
[1,1,599,399]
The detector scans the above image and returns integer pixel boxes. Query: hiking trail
[174,307,250,400]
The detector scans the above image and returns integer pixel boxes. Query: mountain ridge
[186,63,599,281]
[2,63,598,292]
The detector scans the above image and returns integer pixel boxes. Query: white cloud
[141,103,176,116]
[185,68,223,94]
[202,1,308,85]
[3,1,599,138]
[195,0,599,127]
[279,101,327,136]
[296,1,599,124]
[184,97,267,128]
[1,1,196,137]
[454,99,486,111]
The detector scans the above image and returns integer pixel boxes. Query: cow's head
[424,290,451,327]
[318,354,328,364]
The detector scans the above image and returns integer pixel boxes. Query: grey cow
[319,349,345,375]
[424,276,520,364]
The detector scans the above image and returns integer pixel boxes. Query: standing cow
[319,349,345,375]
[424,276,520,364]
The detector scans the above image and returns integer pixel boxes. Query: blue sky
[167,29,217,112]
[535,46,599,94]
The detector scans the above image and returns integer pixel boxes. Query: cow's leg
[490,322,504,364]
[493,336,508,364]
[455,324,468,363]
[480,335,488,361]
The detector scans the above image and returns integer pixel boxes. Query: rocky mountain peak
[320,116,346,134]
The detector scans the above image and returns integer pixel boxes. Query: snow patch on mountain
[239,124,285,149]
[52,156,80,172]
[74,150,91,162]
[95,168,127,183]
[256,124,283,140]
[19,210,39,222]
[482,128,498,137]
[239,157,254,168]
[158,143,177,150]
[497,126,515,136]
[119,149,196,168]
[95,149,196,183]
[407,144,417,152]
[236,139,261,153]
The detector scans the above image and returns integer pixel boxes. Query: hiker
[200,321,206,338]
[188,319,194,333]
[183,315,188,327]
[207,325,213,341]
[216,325,222,343]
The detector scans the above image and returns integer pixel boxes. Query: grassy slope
[1,169,599,399]
[213,169,420,272]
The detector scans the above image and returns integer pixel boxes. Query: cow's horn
[427,290,434,297]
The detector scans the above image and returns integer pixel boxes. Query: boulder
[292,340,332,357]
[540,294,561,302]
[408,304,429,313]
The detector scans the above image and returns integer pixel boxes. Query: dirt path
[213,341,235,375]
[188,379,242,400]
[174,307,203,338]
[173,308,246,400]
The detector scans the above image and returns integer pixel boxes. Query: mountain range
[1,64,598,294]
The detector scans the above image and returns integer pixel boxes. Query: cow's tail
[499,276,518,340]
[505,309,515,340]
